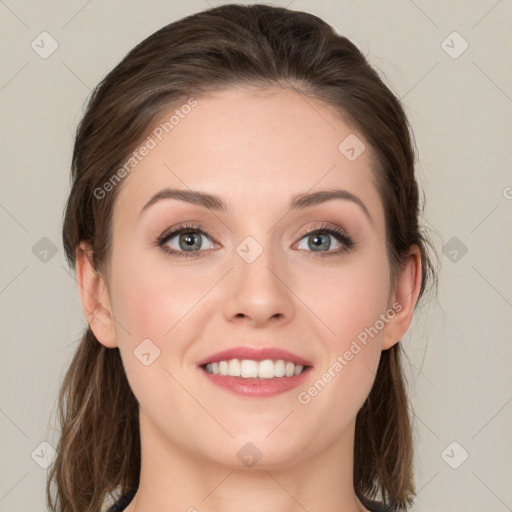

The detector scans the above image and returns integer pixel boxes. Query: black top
[107,488,402,512]
[107,489,136,512]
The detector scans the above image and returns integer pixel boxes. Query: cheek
[293,264,389,438]
[291,249,390,401]
[108,250,209,423]
[109,246,208,344]
[293,252,391,349]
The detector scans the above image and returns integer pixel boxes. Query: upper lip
[197,346,313,367]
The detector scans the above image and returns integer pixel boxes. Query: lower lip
[200,367,312,398]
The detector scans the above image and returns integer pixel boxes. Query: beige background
[1,1,511,511]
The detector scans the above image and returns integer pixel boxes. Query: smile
[197,346,313,397]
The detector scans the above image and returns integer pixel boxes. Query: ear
[75,242,118,348]
[381,245,422,350]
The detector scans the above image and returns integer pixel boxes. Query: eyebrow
[139,187,372,223]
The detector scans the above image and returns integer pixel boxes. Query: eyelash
[156,222,355,259]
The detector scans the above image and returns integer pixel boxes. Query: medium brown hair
[48,4,436,511]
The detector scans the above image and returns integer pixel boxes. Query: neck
[124,411,369,512]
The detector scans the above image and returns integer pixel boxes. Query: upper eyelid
[158,224,213,242]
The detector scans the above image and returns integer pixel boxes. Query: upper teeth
[205,359,305,379]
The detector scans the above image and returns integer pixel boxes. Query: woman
[47,4,436,512]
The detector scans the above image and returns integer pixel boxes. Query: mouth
[197,346,313,398]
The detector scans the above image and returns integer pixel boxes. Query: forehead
[113,86,384,227]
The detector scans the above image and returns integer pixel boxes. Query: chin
[191,434,311,471]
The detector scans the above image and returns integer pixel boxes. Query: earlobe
[75,242,118,348]
[381,245,422,350]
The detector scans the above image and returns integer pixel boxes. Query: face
[92,86,406,470]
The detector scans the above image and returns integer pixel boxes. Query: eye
[157,223,217,258]
[294,224,354,257]
[156,222,354,259]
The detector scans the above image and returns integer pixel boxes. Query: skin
[76,86,421,512]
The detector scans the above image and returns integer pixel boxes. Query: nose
[222,243,296,328]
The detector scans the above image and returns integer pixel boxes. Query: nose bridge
[222,231,295,325]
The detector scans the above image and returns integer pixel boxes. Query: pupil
[311,234,329,251]
[181,232,200,250]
